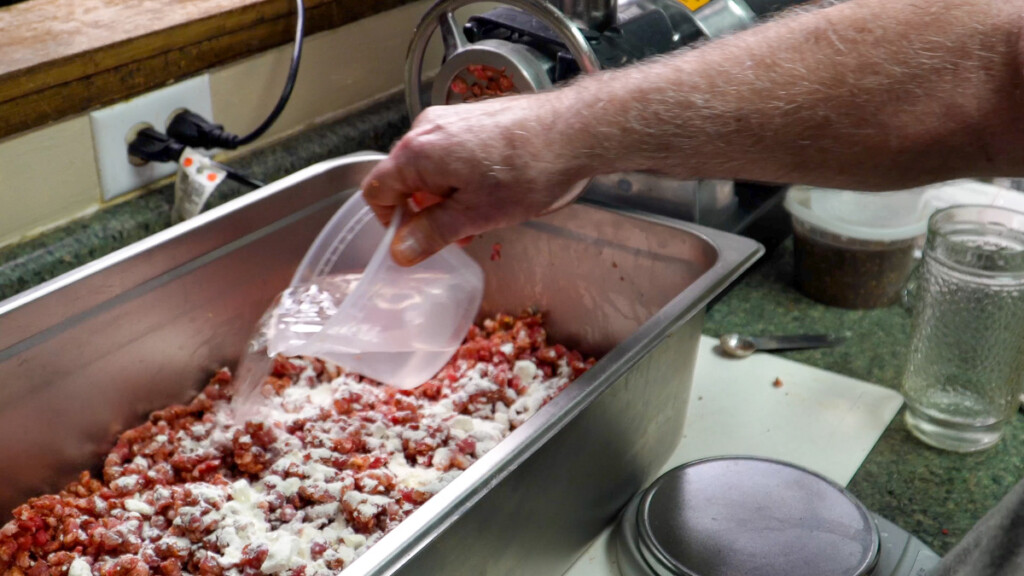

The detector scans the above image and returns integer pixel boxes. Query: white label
[172,147,227,223]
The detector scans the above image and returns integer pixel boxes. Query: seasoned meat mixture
[0,312,593,576]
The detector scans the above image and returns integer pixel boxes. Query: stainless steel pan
[0,151,761,575]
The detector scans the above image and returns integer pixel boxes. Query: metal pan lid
[634,457,880,576]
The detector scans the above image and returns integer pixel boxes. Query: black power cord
[221,167,267,189]
[128,127,266,189]
[125,1,303,189]
[167,0,305,150]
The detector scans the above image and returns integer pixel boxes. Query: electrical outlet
[90,75,214,201]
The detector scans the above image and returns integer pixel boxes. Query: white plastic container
[266,192,484,388]
[784,186,931,309]
[784,180,1024,308]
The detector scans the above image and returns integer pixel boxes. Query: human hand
[361,92,589,266]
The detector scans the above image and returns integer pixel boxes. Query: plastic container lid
[266,192,484,389]
[784,186,932,242]
[785,180,1024,243]
[918,178,1024,214]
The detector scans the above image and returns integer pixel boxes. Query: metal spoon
[718,333,845,358]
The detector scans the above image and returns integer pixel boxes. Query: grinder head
[431,39,554,106]
[405,0,601,118]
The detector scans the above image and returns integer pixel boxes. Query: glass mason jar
[902,205,1024,452]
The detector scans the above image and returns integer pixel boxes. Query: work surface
[703,240,1024,555]
[564,333,903,576]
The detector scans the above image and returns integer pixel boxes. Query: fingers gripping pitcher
[902,205,1024,452]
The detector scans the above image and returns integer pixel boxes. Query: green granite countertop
[703,241,1024,556]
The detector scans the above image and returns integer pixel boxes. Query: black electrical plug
[127,124,266,190]
[127,126,185,164]
[166,109,243,150]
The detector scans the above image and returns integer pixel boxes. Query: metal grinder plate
[616,457,896,576]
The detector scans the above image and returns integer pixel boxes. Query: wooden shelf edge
[0,0,417,141]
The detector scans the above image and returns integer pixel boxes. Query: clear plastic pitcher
[265,192,484,389]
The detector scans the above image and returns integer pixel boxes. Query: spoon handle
[749,334,844,351]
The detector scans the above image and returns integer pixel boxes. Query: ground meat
[0,312,594,575]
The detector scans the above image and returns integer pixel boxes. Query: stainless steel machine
[404,0,810,249]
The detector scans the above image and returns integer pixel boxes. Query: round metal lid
[636,457,879,576]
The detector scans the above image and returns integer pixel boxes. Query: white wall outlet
[90,75,214,201]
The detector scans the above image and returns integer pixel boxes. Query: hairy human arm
[567,0,1024,188]
[363,0,1024,265]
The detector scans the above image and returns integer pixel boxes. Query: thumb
[390,205,474,266]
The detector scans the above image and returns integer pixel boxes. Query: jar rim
[925,204,1024,278]
[928,204,1024,228]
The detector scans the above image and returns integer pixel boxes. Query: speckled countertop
[704,241,1024,555]
[2,92,1020,559]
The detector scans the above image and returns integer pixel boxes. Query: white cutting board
[563,335,904,576]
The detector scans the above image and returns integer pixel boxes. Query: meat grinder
[401,0,813,250]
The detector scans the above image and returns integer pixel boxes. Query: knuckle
[399,133,432,160]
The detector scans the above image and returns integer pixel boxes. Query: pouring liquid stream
[230,273,362,421]
[232,262,477,421]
